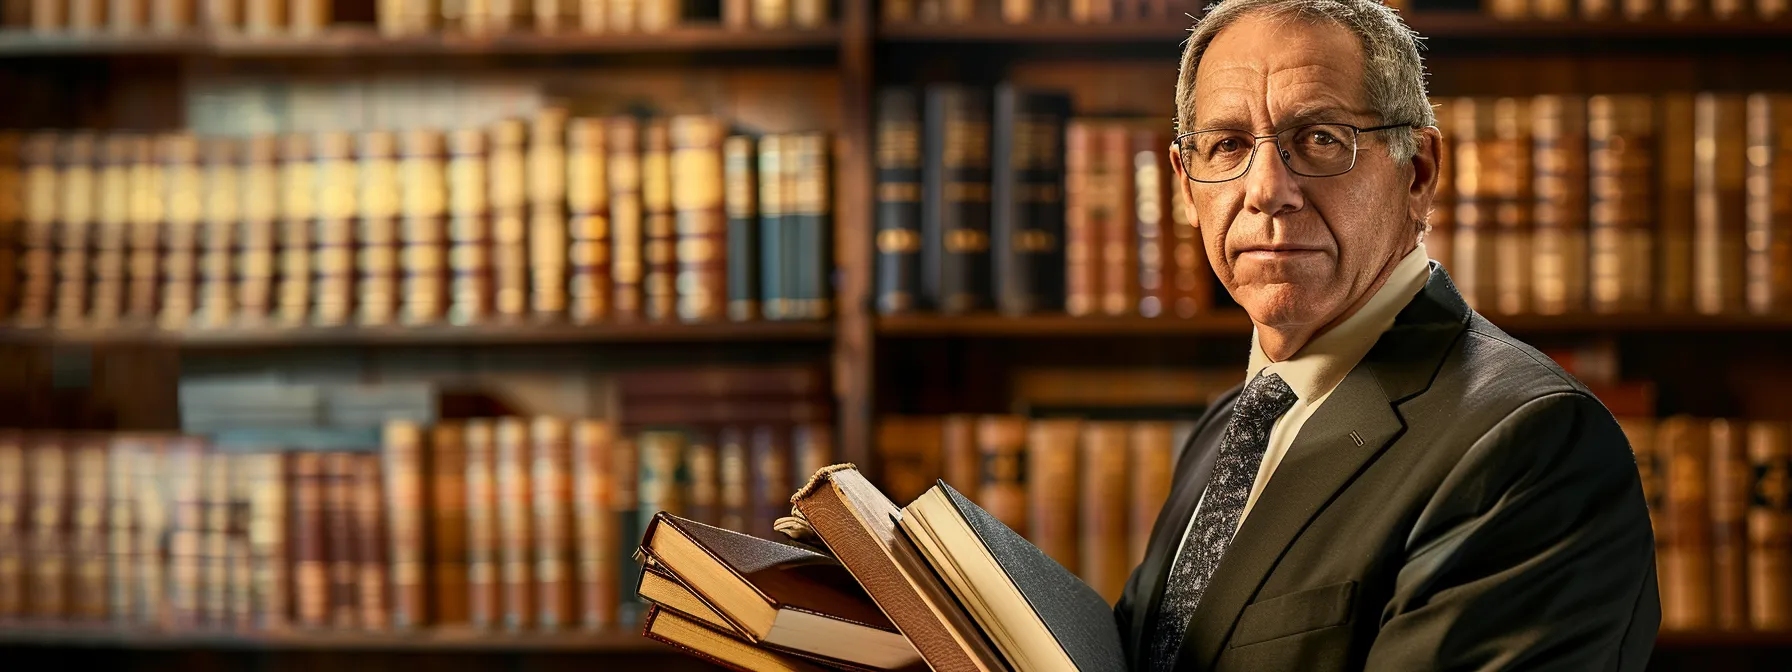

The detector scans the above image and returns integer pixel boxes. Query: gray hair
[1174,0,1434,162]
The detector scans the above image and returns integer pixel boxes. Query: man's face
[1173,15,1438,336]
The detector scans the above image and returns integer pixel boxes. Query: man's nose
[1242,139,1304,217]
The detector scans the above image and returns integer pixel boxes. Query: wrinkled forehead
[1190,15,1372,131]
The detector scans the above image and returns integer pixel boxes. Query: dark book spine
[325,451,359,629]
[993,86,1070,316]
[0,433,22,620]
[671,115,727,323]
[568,117,613,325]
[925,86,994,314]
[791,422,834,486]
[637,430,687,542]
[758,135,788,319]
[429,422,470,626]
[642,119,677,322]
[1747,421,1792,629]
[609,434,642,623]
[608,116,644,321]
[0,135,14,323]
[791,133,832,319]
[748,426,791,538]
[875,88,924,315]
[291,451,328,628]
[723,135,760,321]
[977,415,1028,537]
[353,452,388,630]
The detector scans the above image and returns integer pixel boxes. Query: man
[1113,1,1660,670]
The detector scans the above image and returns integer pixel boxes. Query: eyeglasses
[1171,122,1414,184]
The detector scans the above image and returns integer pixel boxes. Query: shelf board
[0,319,835,348]
[1655,629,1792,647]
[876,15,1792,43]
[0,25,841,57]
[0,624,664,651]
[876,311,1792,338]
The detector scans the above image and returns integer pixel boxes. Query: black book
[875,87,925,315]
[923,85,994,314]
[898,480,1126,672]
[992,85,1072,315]
[724,135,760,321]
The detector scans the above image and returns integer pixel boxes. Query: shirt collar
[1246,243,1432,402]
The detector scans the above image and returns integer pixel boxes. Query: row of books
[1,0,833,35]
[1624,415,1792,632]
[879,0,1200,23]
[875,413,1193,602]
[1485,0,1791,21]
[0,111,835,331]
[0,415,837,631]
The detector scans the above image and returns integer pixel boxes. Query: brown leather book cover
[91,134,132,327]
[790,467,1005,672]
[1659,416,1712,631]
[567,117,612,324]
[324,451,360,629]
[237,135,279,326]
[1450,98,1497,312]
[244,0,285,33]
[1129,421,1176,567]
[1130,127,1170,318]
[642,605,831,672]
[105,435,141,622]
[52,134,96,329]
[1064,121,1097,317]
[1693,94,1748,316]
[642,118,678,322]
[358,131,401,327]
[1747,421,1791,629]
[1096,123,1136,317]
[1587,95,1655,314]
[637,561,743,637]
[1657,94,1695,314]
[530,108,570,319]
[533,416,573,630]
[0,134,21,323]
[1079,421,1129,603]
[245,451,288,630]
[1530,94,1589,316]
[495,417,533,630]
[27,434,71,620]
[671,114,729,323]
[71,437,108,620]
[0,432,22,620]
[749,426,791,538]
[488,120,529,322]
[571,420,618,630]
[610,115,645,321]
[1491,97,1534,317]
[354,452,390,630]
[1025,418,1080,573]
[1709,419,1751,629]
[15,133,56,328]
[195,137,238,330]
[430,422,470,625]
[465,419,500,629]
[399,130,447,326]
[384,420,426,629]
[720,426,752,532]
[686,432,721,527]
[876,416,944,506]
[1165,155,1211,318]
[447,128,493,326]
[311,132,357,328]
[1745,94,1792,315]
[941,414,979,499]
[976,415,1028,537]
[277,133,315,327]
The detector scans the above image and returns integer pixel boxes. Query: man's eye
[1308,130,1340,145]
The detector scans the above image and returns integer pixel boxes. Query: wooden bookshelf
[877,312,1792,338]
[0,320,835,348]
[876,15,1792,43]
[0,25,842,57]
[0,625,665,652]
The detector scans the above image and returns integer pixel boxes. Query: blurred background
[0,0,1788,670]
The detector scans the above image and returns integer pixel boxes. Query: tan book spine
[202,0,242,28]
[109,0,148,31]
[684,432,720,527]
[791,0,824,27]
[27,435,68,619]
[1579,0,1615,18]
[941,414,980,498]
[244,0,286,33]
[606,0,635,32]
[288,0,326,34]
[449,128,493,326]
[383,420,425,630]
[1166,154,1211,318]
[92,135,133,327]
[1711,0,1748,16]
[671,115,727,323]
[567,118,612,324]
[236,136,278,326]
[429,422,470,625]
[1079,421,1129,603]
[1024,419,1080,573]
[532,416,572,630]
[1451,98,1498,312]
[1129,421,1175,567]
[489,120,529,322]
[1428,110,1455,271]
[54,134,97,329]
[1003,0,1030,22]
[751,0,786,29]
[291,451,328,628]
[1588,95,1655,314]
[570,420,616,630]
[0,433,23,620]
[976,415,1028,537]
[399,130,448,326]
[202,450,232,626]
[721,0,747,28]
[748,426,786,537]
[608,116,644,320]
[1693,94,1748,316]
[1532,0,1572,18]
[1745,94,1792,315]
[358,131,401,327]
[195,138,239,329]
[1097,123,1136,316]
[166,439,204,628]
[1132,127,1169,318]
[642,119,676,322]
[246,452,287,630]
[278,134,315,327]
[31,0,67,30]
[495,417,532,630]
[1747,421,1791,629]
[530,108,571,320]
[1762,0,1790,17]
[1660,416,1712,631]
[132,439,168,627]
[105,436,139,622]
[0,135,20,323]
[1710,419,1750,630]
[1492,97,1532,316]
[577,0,605,31]
[718,426,750,532]
[313,131,357,327]
[465,419,499,629]
[1530,95,1588,316]
[70,438,106,620]
[15,134,58,327]
[353,453,388,630]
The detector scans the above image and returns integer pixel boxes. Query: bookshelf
[2,2,1791,670]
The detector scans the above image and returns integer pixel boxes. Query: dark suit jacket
[1114,263,1660,671]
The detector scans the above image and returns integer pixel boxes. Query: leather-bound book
[1095,123,1135,317]
[194,137,238,329]
[1587,95,1655,314]
[70,437,107,620]
[288,0,326,34]
[748,426,788,538]
[718,426,751,532]
[976,415,1027,537]
[684,431,720,527]
[876,415,944,505]
[132,439,168,626]
[353,452,389,630]
[643,119,677,321]
[1763,0,1789,18]
[611,433,643,623]
[1450,98,1499,312]
[91,134,133,327]
[105,435,140,622]
[0,135,21,322]
[992,85,1070,316]
[400,129,448,325]
[1128,421,1175,566]
[25,435,69,619]
[244,451,288,630]
[166,438,204,627]
[1658,416,1711,631]
[609,116,644,321]
[243,0,284,33]
[1530,94,1588,316]
[228,467,253,631]
[289,452,331,628]
[15,133,57,327]
[568,117,612,324]
[202,0,242,29]
[238,135,279,325]
[757,134,789,319]
[429,422,470,625]
[942,414,980,499]
[529,107,569,319]
[1079,421,1128,603]
[358,131,402,327]
[532,0,576,31]
[641,604,836,672]
[1428,109,1455,271]
[383,420,426,629]
[571,420,617,630]
[670,115,727,323]
[1709,419,1751,630]
[1693,94,1748,316]
[1064,122,1097,317]
[495,417,534,630]
[488,120,529,322]
[312,131,358,328]
[924,85,994,314]
[1747,421,1791,629]
[278,133,315,327]
[724,135,760,321]
[789,133,832,319]
[448,128,493,326]
[751,0,787,28]
[639,512,922,670]
[0,433,25,620]
[1025,418,1080,573]
[875,88,923,315]
[1166,163,1211,317]
[640,430,688,536]
[464,419,500,629]
[532,416,573,630]
[324,451,360,629]
[636,562,741,636]
[54,133,96,328]
[202,450,231,625]
[108,0,147,31]
[1744,94,1792,315]
[1132,126,1171,318]
[606,0,636,32]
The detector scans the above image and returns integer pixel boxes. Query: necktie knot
[1238,372,1298,427]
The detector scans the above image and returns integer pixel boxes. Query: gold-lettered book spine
[567,117,612,324]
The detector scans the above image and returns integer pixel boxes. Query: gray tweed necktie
[1150,372,1298,672]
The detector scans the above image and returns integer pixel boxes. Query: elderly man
[1113,1,1660,670]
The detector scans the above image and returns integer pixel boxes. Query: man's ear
[1167,146,1199,230]
[1408,126,1443,223]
